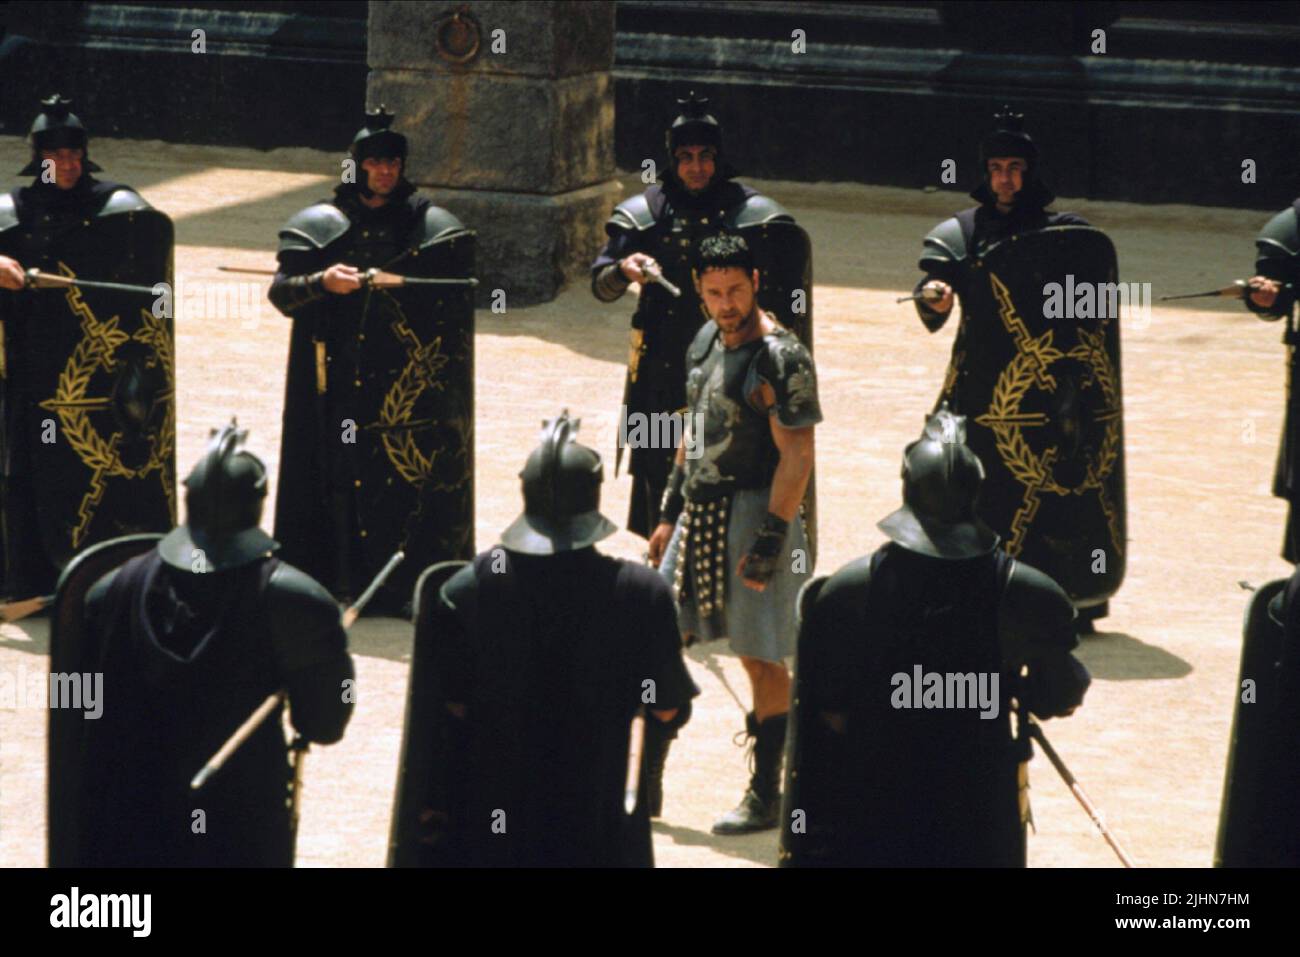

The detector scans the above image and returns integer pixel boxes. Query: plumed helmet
[499,410,618,555]
[877,404,1000,559]
[158,420,279,573]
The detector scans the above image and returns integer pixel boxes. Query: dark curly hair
[693,232,754,275]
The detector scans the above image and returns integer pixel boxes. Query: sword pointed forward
[23,268,162,297]
[1158,280,1248,302]
[217,265,478,288]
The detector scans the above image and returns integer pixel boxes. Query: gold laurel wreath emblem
[374,294,466,491]
[40,268,176,547]
[975,276,1123,558]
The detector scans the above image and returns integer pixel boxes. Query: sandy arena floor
[0,136,1291,868]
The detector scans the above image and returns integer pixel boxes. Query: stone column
[368,0,621,305]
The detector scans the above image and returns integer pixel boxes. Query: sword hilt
[642,265,682,298]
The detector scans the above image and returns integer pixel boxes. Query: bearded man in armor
[592,91,810,541]
[649,233,820,836]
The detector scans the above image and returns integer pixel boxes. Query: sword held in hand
[640,263,681,298]
[23,268,161,297]
[1027,715,1136,868]
[217,265,477,288]
[1159,280,1249,302]
[190,549,407,791]
[362,268,478,289]
[896,285,946,305]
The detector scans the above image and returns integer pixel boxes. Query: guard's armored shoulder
[1257,206,1300,260]
[613,555,673,602]
[1267,584,1287,630]
[416,204,471,249]
[83,568,121,618]
[278,203,351,253]
[920,216,967,266]
[265,561,344,665]
[1000,559,1077,654]
[0,192,19,232]
[817,555,873,603]
[727,193,795,229]
[796,575,829,627]
[96,187,153,218]
[608,193,656,233]
[686,319,720,367]
[800,555,872,632]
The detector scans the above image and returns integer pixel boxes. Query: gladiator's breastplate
[682,335,778,502]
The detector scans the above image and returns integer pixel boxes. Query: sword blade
[342,550,406,627]
[364,268,478,289]
[1159,281,1247,302]
[1028,718,1136,867]
[191,690,286,790]
[625,710,646,814]
[26,270,159,297]
[193,551,407,789]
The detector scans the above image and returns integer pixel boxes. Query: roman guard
[591,91,812,541]
[781,407,1090,867]
[912,107,1125,628]
[1242,198,1300,561]
[388,412,696,867]
[269,107,475,617]
[51,422,354,866]
[1216,572,1300,866]
[0,94,176,600]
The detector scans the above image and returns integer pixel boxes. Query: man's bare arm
[767,419,815,521]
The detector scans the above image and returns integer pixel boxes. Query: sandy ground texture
[0,135,1292,869]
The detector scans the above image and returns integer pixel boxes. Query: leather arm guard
[741,513,789,587]
[592,262,632,302]
[268,269,327,316]
[659,463,686,525]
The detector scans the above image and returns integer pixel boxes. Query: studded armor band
[593,262,631,302]
[278,271,328,314]
[671,496,730,620]
[660,463,686,525]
